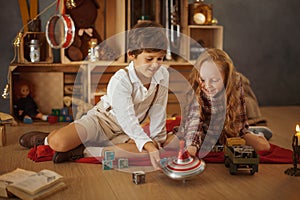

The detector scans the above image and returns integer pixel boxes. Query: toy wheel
[252,164,259,173]
[224,156,230,168]
[249,164,258,175]
[229,162,237,175]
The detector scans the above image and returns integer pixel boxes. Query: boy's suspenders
[123,67,159,124]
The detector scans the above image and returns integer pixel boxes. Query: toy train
[224,137,259,175]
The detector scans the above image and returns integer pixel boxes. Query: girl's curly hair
[189,48,240,137]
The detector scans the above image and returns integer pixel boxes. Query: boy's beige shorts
[74,100,130,145]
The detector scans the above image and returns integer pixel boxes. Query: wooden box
[187,25,223,61]
[11,72,64,115]
[0,125,6,146]
[18,32,53,63]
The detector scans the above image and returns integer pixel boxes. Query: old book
[0,112,15,124]
[0,168,36,198]
[0,168,66,200]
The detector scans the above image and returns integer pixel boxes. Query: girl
[180,48,270,157]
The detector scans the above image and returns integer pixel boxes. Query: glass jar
[29,39,40,62]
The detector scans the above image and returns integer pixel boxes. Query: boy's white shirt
[99,61,169,152]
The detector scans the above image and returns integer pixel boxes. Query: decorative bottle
[88,38,98,62]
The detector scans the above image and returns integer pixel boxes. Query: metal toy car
[224,137,259,175]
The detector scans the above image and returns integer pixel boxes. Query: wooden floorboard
[1,106,300,200]
[260,106,300,149]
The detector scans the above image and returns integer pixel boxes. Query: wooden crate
[187,25,223,60]
[11,72,64,115]
[18,32,53,63]
[0,125,6,146]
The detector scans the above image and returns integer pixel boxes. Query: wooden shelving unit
[10,0,223,116]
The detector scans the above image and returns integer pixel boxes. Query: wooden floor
[1,106,300,200]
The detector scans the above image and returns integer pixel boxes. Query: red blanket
[28,143,298,165]
[28,116,298,165]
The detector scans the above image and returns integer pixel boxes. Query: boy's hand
[144,142,161,170]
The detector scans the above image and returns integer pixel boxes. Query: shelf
[188,25,223,60]
[9,0,223,116]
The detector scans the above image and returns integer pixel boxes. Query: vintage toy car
[224,137,259,175]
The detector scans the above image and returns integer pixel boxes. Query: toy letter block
[58,116,65,122]
[102,160,113,170]
[118,158,129,169]
[64,115,73,122]
[60,107,69,116]
[132,171,146,184]
[47,115,58,124]
[104,151,115,161]
[51,109,60,116]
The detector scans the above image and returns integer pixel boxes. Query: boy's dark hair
[127,21,168,57]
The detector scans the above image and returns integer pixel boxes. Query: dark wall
[209,0,300,106]
[0,0,299,113]
[0,1,55,113]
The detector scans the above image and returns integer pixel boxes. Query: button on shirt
[99,61,169,152]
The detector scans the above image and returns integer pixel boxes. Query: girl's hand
[187,145,198,157]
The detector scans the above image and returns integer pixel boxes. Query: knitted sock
[44,137,49,145]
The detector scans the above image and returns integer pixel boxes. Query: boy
[19,21,172,170]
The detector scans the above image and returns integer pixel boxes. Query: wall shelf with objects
[6,61,194,117]
[8,0,223,118]
[8,62,127,117]
[8,63,81,116]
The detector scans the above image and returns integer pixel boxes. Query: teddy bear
[63,96,93,120]
[64,0,118,61]
[64,0,102,61]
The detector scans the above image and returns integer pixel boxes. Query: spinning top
[160,140,206,181]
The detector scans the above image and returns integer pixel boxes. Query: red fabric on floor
[27,143,298,165]
[27,115,297,165]
[28,145,54,162]
[258,143,295,164]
